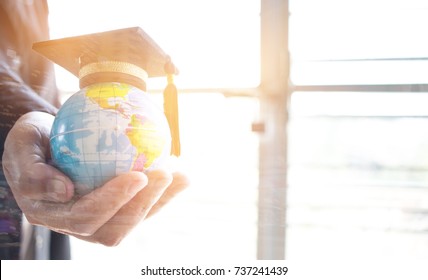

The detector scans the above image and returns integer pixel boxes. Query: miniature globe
[50,82,171,195]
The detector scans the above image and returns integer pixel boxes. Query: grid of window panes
[287,0,428,258]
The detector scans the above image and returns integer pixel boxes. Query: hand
[2,112,189,246]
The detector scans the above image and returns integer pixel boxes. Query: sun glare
[46,0,261,261]
[48,0,260,91]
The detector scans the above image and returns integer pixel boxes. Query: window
[288,0,428,258]
[46,0,428,261]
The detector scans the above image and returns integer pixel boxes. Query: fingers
[28,172,148,237]
[24,169,187,246]
[78,170,173,246]
[146,172,189,218]
[20,162,74,202]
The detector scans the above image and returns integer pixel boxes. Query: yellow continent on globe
[86,82,130,111]
[85,83,165,170]
[126,114,165,169]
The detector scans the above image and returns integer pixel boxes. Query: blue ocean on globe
[50,82,171,195]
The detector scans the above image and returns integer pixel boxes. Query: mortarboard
[32,27,180,156]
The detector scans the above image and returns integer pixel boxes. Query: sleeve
[0,0,58,156]
[0,63,58,155]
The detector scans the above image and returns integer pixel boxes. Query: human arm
[2,111,188,246]
[1,0,188,246]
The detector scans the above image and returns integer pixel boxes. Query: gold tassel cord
[163,62,181,156]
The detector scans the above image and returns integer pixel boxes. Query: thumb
[21,162,75,202]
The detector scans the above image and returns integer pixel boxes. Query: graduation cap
[32,27,180,156]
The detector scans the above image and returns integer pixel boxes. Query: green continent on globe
[50,82,171,195]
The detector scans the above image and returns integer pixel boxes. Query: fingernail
[47,177,67,201]
[126,179,145,195]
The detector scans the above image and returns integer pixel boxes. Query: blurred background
[47,0,428,260]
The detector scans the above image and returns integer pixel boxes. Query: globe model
[50,82,171,195]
